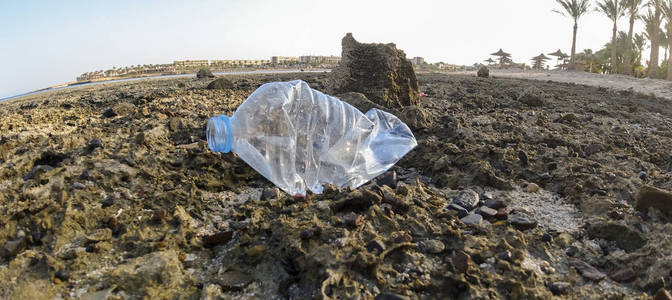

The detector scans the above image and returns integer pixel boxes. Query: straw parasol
[484,58,496,65]
[548,49,570,69]
[531,53,551,70]
[490,49,511,67]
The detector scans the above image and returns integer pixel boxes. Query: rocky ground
[1,72,672,299]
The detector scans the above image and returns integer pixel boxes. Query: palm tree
[596,0,625,73]
[661,0,672,80]
[554,0,593,70]
[642,6,664,77]
[645,0,664,78]
[622,0,645,75]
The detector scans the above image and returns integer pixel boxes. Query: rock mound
[329,33,420,109]
[207,78,234,90]
[196,68,214,79]
[477,66,489,78]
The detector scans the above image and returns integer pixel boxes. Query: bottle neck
[206,115,233,153]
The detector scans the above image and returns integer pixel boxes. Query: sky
[0,0,652,99]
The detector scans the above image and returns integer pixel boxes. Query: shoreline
[0,68,330,103]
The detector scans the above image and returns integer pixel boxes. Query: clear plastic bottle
[206,80,417,196]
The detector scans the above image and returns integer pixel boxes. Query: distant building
[271,56,299,65]
[173,60,209,67]
[410,57,425,65]
[299,55,341,65]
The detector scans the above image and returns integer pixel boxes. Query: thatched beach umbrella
[531,53,551,70]
[490,49,511,67]
[484,58,496,65]
[548,49,570,69]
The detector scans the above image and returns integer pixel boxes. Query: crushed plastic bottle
[206,80,417,196]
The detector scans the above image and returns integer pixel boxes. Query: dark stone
[569,258,605,281]
[102,108,116,118]
[452,189,479,210]
[55,269,70,281]
[476,206,498,218]
[0,237,26,259]
[460,213,483,226]
[261,187,279,200]
[447,204,468,218]
[518,150,529,167]
[548,282,570,295]
[496,207,512,220]
[329,33,420,109]
[374,293,410,300]
[508,213,537,230]
[477,66,489,78]
[365,239,386,254]
[79,170,90,180]
[196,68,214,79]
[376,171,397,188]
[453,251,471,273]
[635,185,672,216]
[331,190,378,213]
[639,171,648,180]
[609,267,636,282]
[207,78,234,90]
[541,233,553,242]
[101,197,115,208]
[484,199,506,209]
[88,138,103,150]
[72,182,86,189]
[216,271,253,291]
[587,222,646,252]
[497,250,512,262]
[300,229,313,240]
[343,212,364,227]
[23,165,54,181]
[202,231,234,248]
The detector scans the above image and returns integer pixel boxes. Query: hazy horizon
[0,0,653,99]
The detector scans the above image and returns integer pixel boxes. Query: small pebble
[88,138,103,150]
[54,269,70,282]
[477,206,498,218]
[549,282,570,295]
[541,233,553,242]
[484,199,506,209]
[365,239,386,254]
[72,182,86,189]
[526,183,540,193]
[460,213,483,226]
[300,229,313,240]
[446,203,468,218]
[343,212,364,227]
[421,239,445,254]
[101,197,115,208]
[508,213,537,230]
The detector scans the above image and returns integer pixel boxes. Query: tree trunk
[625,15,635,75]
[648,9,661,78]
[571,21,578,70]
[611,22,618,74]
[668,40,672,80]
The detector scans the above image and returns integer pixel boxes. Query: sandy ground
[447,69,672,100]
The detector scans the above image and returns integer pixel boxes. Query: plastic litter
[206,80,417,196]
